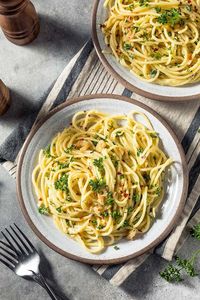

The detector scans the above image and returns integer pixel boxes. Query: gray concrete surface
[0,1,199,299]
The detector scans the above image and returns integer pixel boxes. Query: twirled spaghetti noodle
[32,110,172,253]
[102,0,200,86]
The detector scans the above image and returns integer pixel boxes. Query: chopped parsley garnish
[186,5,192,12]
[115,131,124,137]
[89,179,106,192]
[157,11,168,24]
[137,148,144,156]
[92,220,97,225]
[143,173,150,182]
[43,145,52,158]
[155,7,161,13]
[123,43,132,51]
[150,69,157,78]
[132,193,141,203]
[58,162,69,169]
[111,155,119,168]
[153,53,162,60]
[128,206,134,214]
[38,204,50,215]
[120,174,125,179]
[94,134,107,142]
[155,186,161,196]
[139,0,149,7]
[97,225,104,230]
[113,245,120,250]
[122,220,129,228]
[56,206,62,213]
[101,211,109,217]
[66,195,73,202]
[133,26,140,32]
[111,211,121,220]
[106,191,115,205]
[92,140,98,146]
[127,4,134,11]
[141,32,148,41]
[54,174,69,192]
[93,157,104,173]
[157,9,182,26]
[64,145,75,154]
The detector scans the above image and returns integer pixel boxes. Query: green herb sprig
[191,224,200,240]
[160,223,200,282]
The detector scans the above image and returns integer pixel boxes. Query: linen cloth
[1,40,200,287]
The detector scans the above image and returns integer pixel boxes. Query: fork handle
[32,272,59,300]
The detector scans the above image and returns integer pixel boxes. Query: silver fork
[0,224,60,300]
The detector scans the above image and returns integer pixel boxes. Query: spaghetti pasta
[32,110,172,253]
[101,0,200,86]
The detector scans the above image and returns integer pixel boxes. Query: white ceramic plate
[17,95,188,264]
[92,0,200,101]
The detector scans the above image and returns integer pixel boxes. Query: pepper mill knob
[0,0,39,46]
[0,80,10,115]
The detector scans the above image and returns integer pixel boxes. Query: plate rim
[91,0,200,102]
[16,94,188,264]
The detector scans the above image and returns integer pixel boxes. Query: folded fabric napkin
[1,40,200,287]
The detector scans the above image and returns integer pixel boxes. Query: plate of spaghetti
[17,94,188,264]
[92,0,200,101]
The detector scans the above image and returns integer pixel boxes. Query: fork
[0,224,60,300]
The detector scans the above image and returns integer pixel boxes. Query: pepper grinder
[0,80,10,115]
[0,0,40,45]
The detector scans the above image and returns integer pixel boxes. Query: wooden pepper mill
[0,0,39,45]
[0,80,10,115]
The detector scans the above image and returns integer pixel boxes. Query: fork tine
[0,245,18,260]
[0,258,14,271]
[14,224,36,252]
[0,240,18,255]
[0,252,17,266]
[10,225,31,254]
[5,228,26,255]
[1,231,19,255]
